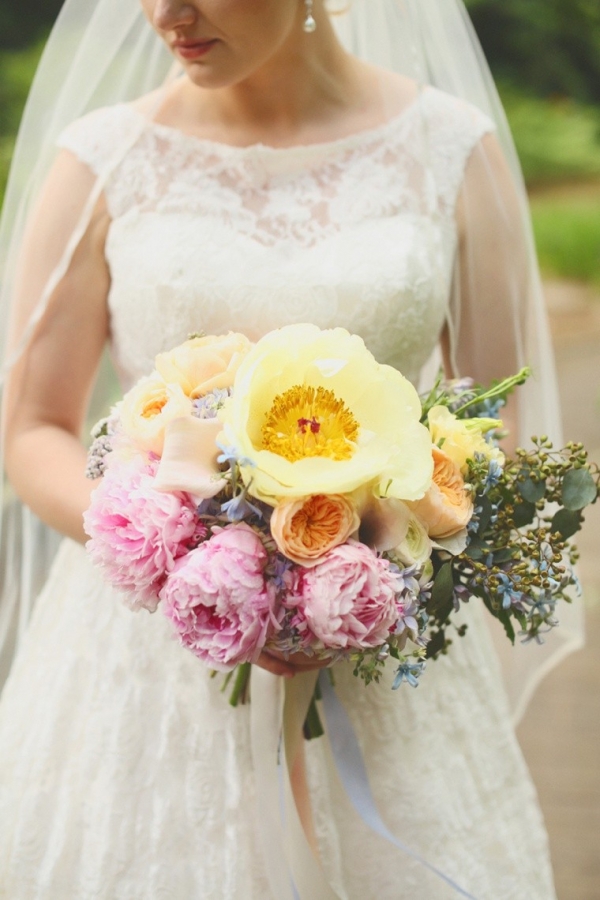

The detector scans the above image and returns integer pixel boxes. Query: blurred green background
[1,0,599,285]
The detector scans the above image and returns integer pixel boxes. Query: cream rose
[427,405,504,475]
[270,494,360,567]
[155,332,253,399]
[120,376,192,456]
[390,513,432,568]
[409,446,474,539]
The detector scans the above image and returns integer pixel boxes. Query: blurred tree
[0,0,63,49]
[465,0,600,103]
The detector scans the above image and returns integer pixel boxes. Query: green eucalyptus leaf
[481,593,516,644]
[512,501,536,528]
[476,495,493,535]
[425,629,448,659]
[515,611,528,631]
[551,508,584,539]
[428,562,454,614]
[494,548,516,564]
[562,468,597,511]
[465,537,488,561]
[518,475,546,503]
[497,610,516,645]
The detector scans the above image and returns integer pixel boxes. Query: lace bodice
[57,88,494,389]
[0,90,559,900]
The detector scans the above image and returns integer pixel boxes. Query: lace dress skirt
[0,539,556,899]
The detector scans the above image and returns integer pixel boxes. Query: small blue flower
[466,397,504,421]
[392,659,426,689]
[271,554,293,591]
[496,572,525,610]
[467,507,482,534]
[216,440,255,469]
[453,584,472,611]
[484,459,503,492]
[196,497,222,517]
[192,387,232,420]
[221,490,263,522]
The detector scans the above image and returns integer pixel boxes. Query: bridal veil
[0,0,584,716]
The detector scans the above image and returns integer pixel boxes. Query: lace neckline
[125,89,428,162]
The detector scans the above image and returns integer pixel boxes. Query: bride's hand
[256,648,334,678]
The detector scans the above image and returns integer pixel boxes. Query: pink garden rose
[283,540,402,651]
[84,457,204,612]
[160,523,279,671]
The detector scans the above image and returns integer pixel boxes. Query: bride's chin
[180,66,244,93]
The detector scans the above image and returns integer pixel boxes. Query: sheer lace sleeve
[421,88,496,218]
[55,106,142,218]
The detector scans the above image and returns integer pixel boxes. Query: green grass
[530,196,600,284]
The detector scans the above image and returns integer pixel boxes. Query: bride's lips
[173,39,219,61]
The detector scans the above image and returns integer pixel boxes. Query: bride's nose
[152,0,197,31]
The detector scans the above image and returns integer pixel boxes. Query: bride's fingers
[256,651,297,678]
[257,649,334,676]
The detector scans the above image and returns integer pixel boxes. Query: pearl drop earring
[303,0,317,33]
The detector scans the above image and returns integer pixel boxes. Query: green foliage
[0,42,44,135]
[500,87,600,186]
[0,136,13,209]
[465,0,600,105]
[562,468,598,510]
[0,1,62,50]
[530,197,600,284]
[0,42,44,207]
[428,562,454,615]
[497,86,600,284]
[427,430,599,654]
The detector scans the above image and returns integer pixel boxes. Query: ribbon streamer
[251,667,479,899]
[319,671,479,900]
[251,668,340,900]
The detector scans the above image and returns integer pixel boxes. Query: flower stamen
[262,385,358,462]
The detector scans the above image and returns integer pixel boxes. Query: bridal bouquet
[84,324,599,699]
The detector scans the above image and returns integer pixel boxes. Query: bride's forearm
[4,424,98,544]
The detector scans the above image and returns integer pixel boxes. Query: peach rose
[270,494,360,567]
[119,376,193,456]
[409,446,473,539]
[155,332,253,399]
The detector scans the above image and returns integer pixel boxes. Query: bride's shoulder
[419,85,495,135]
[367,67,494,135]
[55,97,152,175]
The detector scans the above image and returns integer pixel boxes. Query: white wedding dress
[0,88,557,899]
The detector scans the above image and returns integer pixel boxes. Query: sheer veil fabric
[0,0,584,715]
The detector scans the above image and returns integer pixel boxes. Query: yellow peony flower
[155,332,253,399]
[427,405,504,475]
[218,324,433,505]
[120,375,193,456]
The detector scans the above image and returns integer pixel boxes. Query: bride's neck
[161,23,392,148]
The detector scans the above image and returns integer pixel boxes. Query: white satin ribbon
[250,668,478,900]
[250,668,341,900]
[318,672,479,900]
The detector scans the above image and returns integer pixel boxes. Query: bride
[0,0,581,896]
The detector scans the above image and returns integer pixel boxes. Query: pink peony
[160,523,279,671]
[84,457,205,612]
[283,540,402,651]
